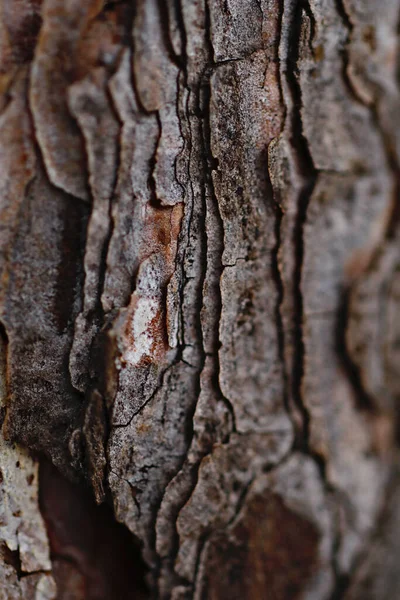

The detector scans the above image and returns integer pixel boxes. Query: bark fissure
[286,0,317,449]
[200,75,238,433]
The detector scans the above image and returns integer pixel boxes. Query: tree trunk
[0,0,399,598]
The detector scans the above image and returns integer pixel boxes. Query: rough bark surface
[0,0,399,598]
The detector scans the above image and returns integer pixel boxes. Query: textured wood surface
[0,0,399,598]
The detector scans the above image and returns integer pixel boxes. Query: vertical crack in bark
[3,542,23,580]
[335,289,377,413]
[156,0,184,69]
[202,0,237,433]
[285,5,345,590]
[269,177,291,417]
[333,0,363,104]
[286,0,317,451]
[267,0,291,426]
[0,320,10,430]
[148,112,163,208]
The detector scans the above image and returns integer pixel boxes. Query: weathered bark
[0,0,399,598]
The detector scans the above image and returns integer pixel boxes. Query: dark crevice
[268,154,290,418]
[173,71,189,204]
[173,0,188,66]
[385,166,400,240]
[333,0,363,105]
[335,287,376,412]
[191,531,209,598]
[330,575,351,600]
[156,0,184,69]
[20,568,52,579]
[329,489,353,600]
[3,538,52,581]
[200,101,237,431]
[0,321,10,430]
[302,0,317,58]
[286,0,317,451]
[2,0,42,66]
[329,472,400,600]
[284,5,347,591]
[103,1,137,50]
[266,0,295,431]
[55,195,90,337]
[202,0,237,434]
[148,111,163,208]
[3,543,22,580]
[39,458,149,600]
[85,331,116,501]
[155,468,200,595]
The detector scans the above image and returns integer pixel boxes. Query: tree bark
[0,0,399,598]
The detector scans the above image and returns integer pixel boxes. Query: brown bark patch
[201,492,320,600]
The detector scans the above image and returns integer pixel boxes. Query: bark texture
[0,0,399,598]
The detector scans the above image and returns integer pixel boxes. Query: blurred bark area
[0,0,399,598]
